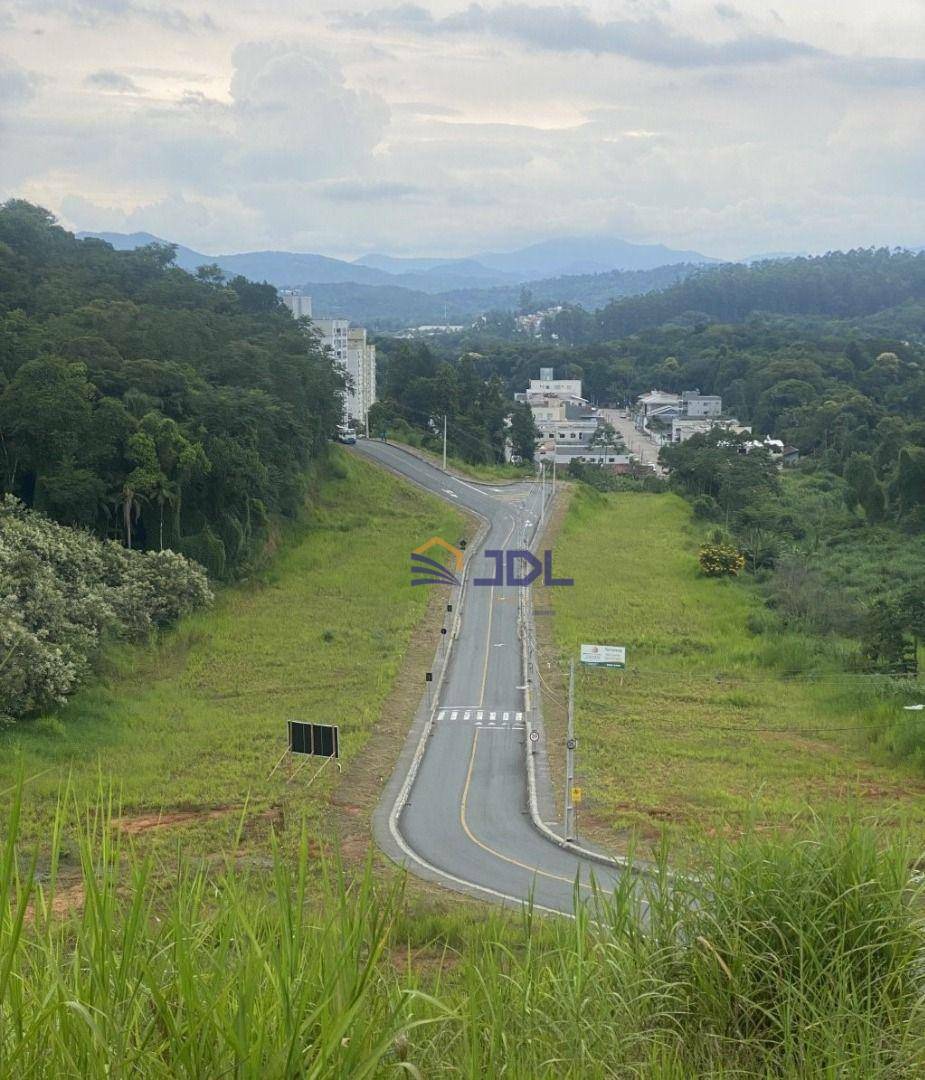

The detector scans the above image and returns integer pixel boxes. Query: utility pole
[442,413,448,472]
[552,456,557,498]
[565,658,576,841]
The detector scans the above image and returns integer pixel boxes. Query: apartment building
[346,327,376,428]
[280,290,313,319]
[313,317,350,365]
[281,299,377,429]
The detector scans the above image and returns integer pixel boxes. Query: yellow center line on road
[477,514,517,708]
[459,727,594,892]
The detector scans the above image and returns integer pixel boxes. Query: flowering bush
[699,543,746,578]
[0,498,212,723]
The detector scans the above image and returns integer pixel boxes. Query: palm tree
[149,474,180,551]
[121,481,144,549]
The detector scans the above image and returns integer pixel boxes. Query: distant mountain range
[78,230,719,293]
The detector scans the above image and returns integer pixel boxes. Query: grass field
[0,449,464,852]
[536,486,925,856]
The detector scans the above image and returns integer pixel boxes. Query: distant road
[598,409,664,473]
[354,440,626,915]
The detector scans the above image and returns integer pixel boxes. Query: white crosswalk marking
[437,711,446,722]
[450,711,458,721]
[463,710,471,721]
[476,710,483,721]
[515,712,523,724]
[489,711,496,722]
[502,711,509,723]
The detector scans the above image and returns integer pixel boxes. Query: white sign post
[580,643,626,669]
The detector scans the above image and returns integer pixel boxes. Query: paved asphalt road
[598,408,664,473]
[354,440,626,915]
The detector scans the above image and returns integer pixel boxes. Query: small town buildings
[681,391,723,417]
[635,389,724,433]
[518,367,612,456]
[670,417,750,443]
[635,390,683,429]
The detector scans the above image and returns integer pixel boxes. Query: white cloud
[229,41,389,182]
[0,1,922,258]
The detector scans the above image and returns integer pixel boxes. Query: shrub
[0,497,212,722]
[699,543,745,577]
[692,493,718,519]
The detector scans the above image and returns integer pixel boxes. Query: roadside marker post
[565,659,576,841]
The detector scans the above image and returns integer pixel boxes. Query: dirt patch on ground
[115,806,283,834]
[388,944,461,979]
[23,879,86,924]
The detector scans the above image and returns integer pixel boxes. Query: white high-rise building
[313,317,350,365]
[346,327,376,427]
[312,317,376,428]
[282,300,377,428]
[280,290,313,319]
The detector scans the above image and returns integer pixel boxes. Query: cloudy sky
[1,0,922,259]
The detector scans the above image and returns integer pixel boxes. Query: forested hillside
[303,261,698,328]
[0,201,345,578]
[545,249,925,342]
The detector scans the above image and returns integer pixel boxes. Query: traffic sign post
[529,728,539,753]
[580,643,626,669]
[562,647,627,842]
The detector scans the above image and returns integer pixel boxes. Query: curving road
[355,440,626,915]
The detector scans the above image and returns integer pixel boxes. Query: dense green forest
[0,201,345,578]
[544,248,925,342]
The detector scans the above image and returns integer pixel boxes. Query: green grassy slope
[537,488,925,852]
[0,450,464,848]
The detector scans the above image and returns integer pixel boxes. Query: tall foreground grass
[2,790,923,1076]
